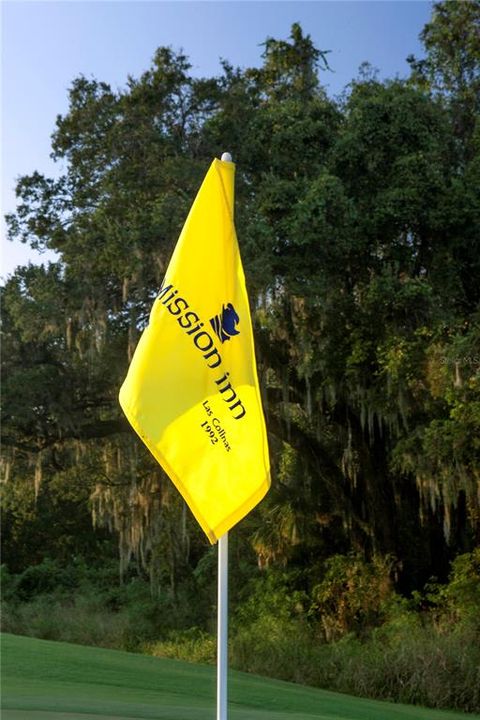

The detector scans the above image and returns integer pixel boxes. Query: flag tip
[221,152,233,162]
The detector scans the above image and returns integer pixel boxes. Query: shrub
[2,552,479,712]
[428,548,480,627]
[310,553,397,641]
[232,614,318,684]
[1,593,129,648]
[144,627,216,665]
[0,564,18,602]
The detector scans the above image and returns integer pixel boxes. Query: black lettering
[168,297,189,316]
[204,347,221,369]
[157,283,173,299]
[215,372,230,386]
[194,331,214,352]
[155,286,246,424]
[230,399,246,420]
[163,289,178,305]
[219,382,237,404]
[178,311,199,330]
[186,321,204,336]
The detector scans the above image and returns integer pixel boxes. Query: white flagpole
[217,531,229,720]
[217,152,233,720]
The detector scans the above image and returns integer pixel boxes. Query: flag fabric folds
[119,158,270,543]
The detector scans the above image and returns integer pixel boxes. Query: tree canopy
[2,5,479,596]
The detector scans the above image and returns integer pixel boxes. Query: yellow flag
[119,158,270,543]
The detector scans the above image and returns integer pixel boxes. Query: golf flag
[119,157,270,543]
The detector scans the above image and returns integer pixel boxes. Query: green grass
[1,633,478,720]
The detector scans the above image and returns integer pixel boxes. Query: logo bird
[210,303,240,343]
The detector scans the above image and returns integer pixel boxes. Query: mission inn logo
[156,281,246,420]
[210,303,240,343]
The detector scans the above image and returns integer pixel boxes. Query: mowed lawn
[1,633,477,720]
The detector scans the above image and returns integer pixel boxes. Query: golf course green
[1,633,477,720]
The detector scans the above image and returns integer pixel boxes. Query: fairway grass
[1,633,477,720]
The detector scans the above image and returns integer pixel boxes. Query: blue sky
[1,1,432,279]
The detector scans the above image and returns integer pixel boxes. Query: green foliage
[318,624,480,712]
[144,627,216,665]
[258,23,331,101]
[445,549,480,617]
[232,616,315,683]
[423,548,480,625]
[229,600,480,712]
[227,560,480,712]
[311,554,396,641]
[0,558,208,652]
[408,0,480,160]
[2,552,479,712]
[2,594,131,649]
[1,15,480,713]
[7,633,472,720]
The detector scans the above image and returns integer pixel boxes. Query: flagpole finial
[221,152,232,162]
